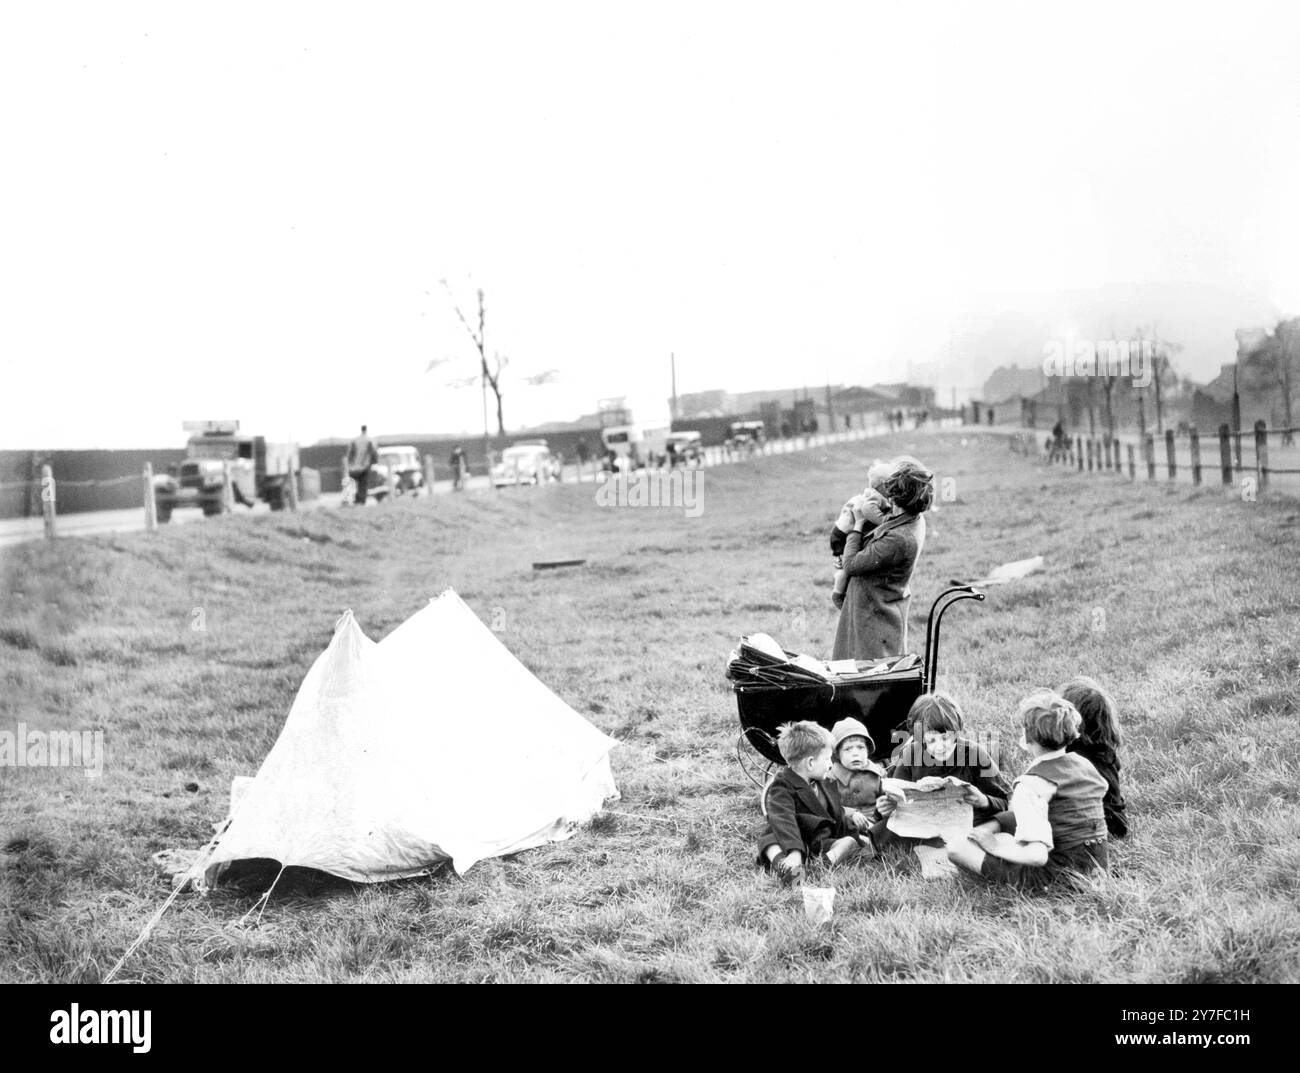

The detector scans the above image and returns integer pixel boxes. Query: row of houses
[976,324,1299,435]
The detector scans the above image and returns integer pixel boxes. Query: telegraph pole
[671,352,678,421]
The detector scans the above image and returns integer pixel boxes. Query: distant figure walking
[575,436,590,481]
[449,445,468,491]
[347,425,379,505]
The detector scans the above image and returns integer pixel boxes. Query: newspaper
[884,782,974,842]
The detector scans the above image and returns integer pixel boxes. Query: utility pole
[479,290,491,485]
[826,379,834,430]
[671,352,678,421]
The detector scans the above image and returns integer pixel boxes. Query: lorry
[597,395,672,469]
[153,421,305,523]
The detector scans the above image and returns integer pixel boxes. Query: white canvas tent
[194,589,618,885]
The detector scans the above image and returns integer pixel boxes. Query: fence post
[1189,428,1202,486]
[1076,436,1083,471]
[341,452,350,500]
[424,454,436,492]
[1127,442,1136,479]
[143,462,157,531]
[286,465,299,511]
[1255,420,1269,491]
[1144,433,1155,480]
[1218,424,1233,486]
[222,460,234,512]
[41,464,56,540]
[1165,429,1176,480]
[1086,438,1093,471]
[1113,438,1122,473]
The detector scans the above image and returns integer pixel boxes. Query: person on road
[347,425,379,505]
[449,446,467,491]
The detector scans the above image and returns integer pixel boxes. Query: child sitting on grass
[947,690,1109,890]
[871,691,1010,849]
[829,459,894,609]
[825,717,886,814]
[758,721,872,886]
[1060,676,1128,838]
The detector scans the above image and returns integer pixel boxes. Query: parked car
[665,430,703,466]
[376,445,426,495]
[492,442,560,487]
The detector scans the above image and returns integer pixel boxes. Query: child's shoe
[773,857,804,888]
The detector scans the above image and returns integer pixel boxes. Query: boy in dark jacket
[758,721,871,886]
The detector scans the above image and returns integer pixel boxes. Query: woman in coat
[831,457,934,661]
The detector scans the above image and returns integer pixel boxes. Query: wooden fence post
[41,464,56,540]
[1218,424,1233,486]
[143,462,157,531]
[1086,439,1094,471]
[1076,436,1083,471]
[1165,429,1176,480]
[1113,439,1123,473]
[222,461,234,512]
[1255,420,1269,491]
[1127,442,1136,479]
[424,454,436,492]
[1189,428,1202,486]
[1144,433,1155,480]
[341,452,350,500]
[286,465,300,511]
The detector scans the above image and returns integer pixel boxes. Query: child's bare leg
[946,838,986,875]
[825,836,861,867]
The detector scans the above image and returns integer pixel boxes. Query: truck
[153,421,305,523]
[597,395,672,469]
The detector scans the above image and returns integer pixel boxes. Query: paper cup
[801,885,835,925]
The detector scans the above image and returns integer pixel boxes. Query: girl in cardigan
[871,691,1011,849]
[1060,676,1128,838]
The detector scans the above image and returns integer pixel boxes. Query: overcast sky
[4,1,1299,447]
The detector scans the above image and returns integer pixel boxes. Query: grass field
[3,429,1299,983]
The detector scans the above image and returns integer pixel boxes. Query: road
[0,425,947,549]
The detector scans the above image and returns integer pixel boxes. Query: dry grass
[3,429,1299,982]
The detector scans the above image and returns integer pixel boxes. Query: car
[375,445,426,495]
[665,430,703,466]
[492,443,560,487]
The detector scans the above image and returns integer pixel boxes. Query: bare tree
[441,281,508,436]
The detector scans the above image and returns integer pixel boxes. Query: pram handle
[923,586,985,692]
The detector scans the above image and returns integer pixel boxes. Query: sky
[4,1,1300,448]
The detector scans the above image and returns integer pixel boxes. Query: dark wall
[0,448,186,519]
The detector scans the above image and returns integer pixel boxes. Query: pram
[729,586,985,786]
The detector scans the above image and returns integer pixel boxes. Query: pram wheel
[736,729,778,790]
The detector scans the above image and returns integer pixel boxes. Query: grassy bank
[3,429,1299,982]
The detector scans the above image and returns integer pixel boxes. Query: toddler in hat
[829,459,894,609]
[825,717,887,820]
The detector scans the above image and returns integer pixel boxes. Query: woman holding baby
[830,456,934,661]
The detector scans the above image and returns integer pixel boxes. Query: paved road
[0,424,966,549]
